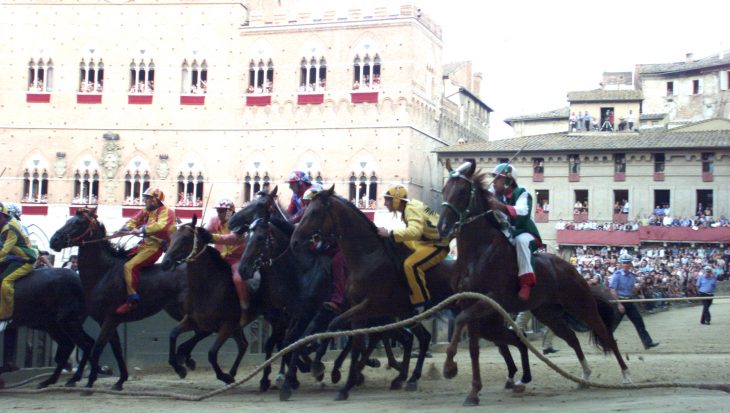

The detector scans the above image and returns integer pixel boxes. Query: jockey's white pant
[515,233,535,277]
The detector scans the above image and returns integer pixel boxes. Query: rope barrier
[2,291,729,399]
[613,295,729,303]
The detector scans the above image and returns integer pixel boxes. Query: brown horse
[49,208,193,390]
[290,187,533,401]
[438,160,630,406]
[160,215,249,384]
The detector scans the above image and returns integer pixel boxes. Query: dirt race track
[2,299,729,412]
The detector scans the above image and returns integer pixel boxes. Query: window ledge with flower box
[128,94,153,104]
[180,95,205,105]
[350,91,378,104]
[297,93,324,105]
[26,92,51,103]
[77,93,102,104]
[245,94,272,106]
[21,203,49,215]
[174,207,203,219]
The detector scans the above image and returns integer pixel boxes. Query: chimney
[472,72,482,97]
[686,52,694,63]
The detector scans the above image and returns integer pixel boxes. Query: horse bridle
[441,172,493,236]
[247,218,289,271]
[183,225,207,263]
[65,211,100,247]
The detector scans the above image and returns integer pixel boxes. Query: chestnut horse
[290,187,534,401]
[438,160,629,406]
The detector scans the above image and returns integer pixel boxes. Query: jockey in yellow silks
[377,185,449,311]
[0,202,39,329]
[114,187,176,315]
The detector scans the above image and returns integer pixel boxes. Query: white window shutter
[720,71,728,91]
[698,79,703,94]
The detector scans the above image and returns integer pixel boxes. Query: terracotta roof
[504,107,569,125]
[639,113,667,121]
[637,51,730,75]
[435,129,730,154]
[567,89,643,102]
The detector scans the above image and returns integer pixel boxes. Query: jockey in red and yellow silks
[377,185,449,311]
[206,198,248,318]
[0,202,39,327]
[114,187,176,315]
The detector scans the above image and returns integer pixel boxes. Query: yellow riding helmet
[384,185,409,210]
[143,186,165,204]
[303,184,323,202]
[0,202,10,217]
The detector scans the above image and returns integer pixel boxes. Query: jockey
[487,163,542,301]
[205,198,249,316]
[0,202,39,331]
[286,170,312,223]
[377,185,449,311]
[302,185,348,313]
[113,187,176,315]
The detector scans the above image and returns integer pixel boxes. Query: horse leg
[1,327,19,373]
[382,331,401,371]
[62,324,95,386]
[532,306,590,389]
[84,318,120,389]
[260,318,286,392]
[107,329,129,391]
[228,325,248,378]
[335,322,366,401]
[208,323,237,384]
[37,326,75,388]
[177,330,212,371]
[405,323,431,391]
[168,317,194,379]
[328,298,370,330]
[331,336,352,384]
[482,319,531,391]
[279,315,312,401]
[389,327,413,391]
[311,337,332,380]
[464,319,483,406]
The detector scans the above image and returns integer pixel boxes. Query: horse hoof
[512,384,526,394]
[36,381,51,389]
[291,379,300,390]
[315,373,324,382]
[365,358,381,368]
[331,369,341,384]
[219,374,235,384]
[185,358,196,371]
[576,382,589,390]
[64,380,77,387]
[259,379,271,393]
[311,361,326,378]
[505,379,514,389]
[279,384,292,401]
[521,373,532,384]
[443,362,458,379]
[463,396,479,406]
[405,381,418,392]
[175,366,187,379]
[334,390,349,401]
[390,380,404,390]
[275,373,285,388]
[111,383,124,391]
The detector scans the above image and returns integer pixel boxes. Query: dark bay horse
[49,208,190,390]
[1,267,93,388]
[438,160,629,405]
[160,216,248,384]
[290,187,533,401]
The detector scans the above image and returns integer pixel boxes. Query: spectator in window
[576,111,584,131]
[247,85,255,94]
[622,200,630,215]
[583,112,591,131]
[569,112,577,131]
[353,80,360,90]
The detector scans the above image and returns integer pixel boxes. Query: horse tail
[588,285,621,354]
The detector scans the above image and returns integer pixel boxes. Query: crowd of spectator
[352,74,381,91]
[569,244,727,311]
[247,80,274,94]
[129,80,154,94]
[71,194,98,205]
[557,213,729,231]
[28,80,47,92]
[79,80,103,93]
[187,80,207,94]
[176,192,203,207]
[21,193,48,204]
[568,110,635,132]
[298,78,326,93]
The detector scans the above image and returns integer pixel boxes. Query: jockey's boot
[518,273,536,301]
[115,294,140,315]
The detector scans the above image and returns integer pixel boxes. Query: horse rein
[249,218,289,270]
[183,226,208,263]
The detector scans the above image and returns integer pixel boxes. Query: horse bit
[441,169,493,236]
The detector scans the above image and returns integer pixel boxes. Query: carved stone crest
[54,153,66,178]
[157,156,169,180]
[101,141,121,179]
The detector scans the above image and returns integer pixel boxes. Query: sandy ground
[2,299,729,412]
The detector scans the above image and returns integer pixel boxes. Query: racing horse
[0,266,94,388]
[438,160,629,405]
[49,208,193,390]
[290,187,533,401]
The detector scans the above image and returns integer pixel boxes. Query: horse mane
[329,193,377,234]
[204,245,233,274]
[270,216,294,237]
[471,170,494,202]
[95,222,132,260]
